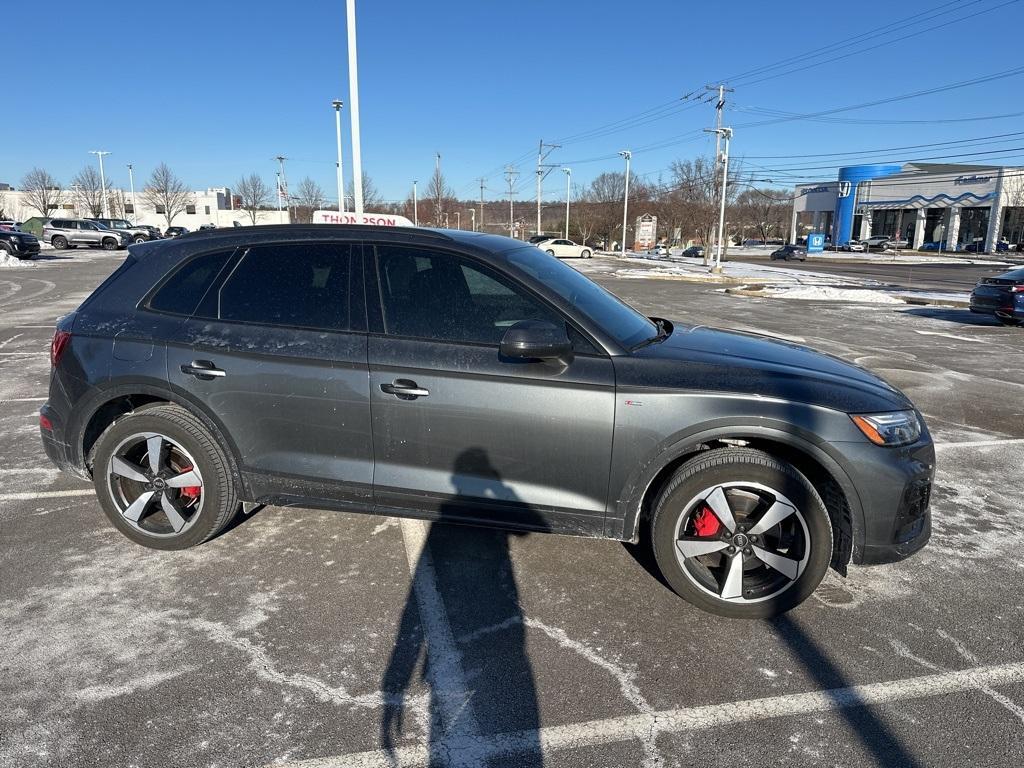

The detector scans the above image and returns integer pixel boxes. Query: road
[724,253,1015,293]
[2,249,1023,768]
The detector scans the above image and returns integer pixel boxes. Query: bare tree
[426,165,455,227]
[347,172,382,211]
[71,166,105,217]
[143,163,191,228]
[107,189,127,219]
[21,168,65,217]
[293,177,324,223]
[235,173,271,225]
[733,188,791,242]
[0,192,8,221]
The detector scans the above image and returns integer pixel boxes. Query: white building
[0,185,290,230]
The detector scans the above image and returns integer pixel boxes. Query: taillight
[50,330,71,367]
[39,413,53,431]
[1011,285,1024,294]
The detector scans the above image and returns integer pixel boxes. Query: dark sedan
[970,267,1024,326]
[164,226,190,238]
[681,246,704,258]
[770,245,807,261]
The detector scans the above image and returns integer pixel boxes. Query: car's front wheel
[651,448,832,618]
[134,235,147,244]
[91,404,239,550]
[546,249,556,256]
[580,249,592,259]
[101,238,118,250]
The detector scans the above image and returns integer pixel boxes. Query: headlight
[851,410,921,446]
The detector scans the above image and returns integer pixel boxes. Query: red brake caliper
[693,505,722,537]
[177,465,201,501]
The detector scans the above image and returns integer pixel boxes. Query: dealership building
[790,163,1021,251]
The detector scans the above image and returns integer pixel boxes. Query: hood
[622,322,911,413]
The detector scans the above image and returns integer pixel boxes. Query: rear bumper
[39,403,87,478]
[970,304,1024,320]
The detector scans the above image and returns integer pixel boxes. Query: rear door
[365,243,615,533]
[164,240,373,508]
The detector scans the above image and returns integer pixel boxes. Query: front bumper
[7,239,40,257]
[836,435,935,566]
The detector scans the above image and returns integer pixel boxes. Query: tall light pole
[561,167,571,239]
[535,140,560,237]
[619,150,631,257]
[412,180,418,226]
[332,100,345,213]
[470,208,476,232]
[479,178,485,232]
[346,0,364,215]
[504,166,518,238]
[89,150,111,218]
[274,155,288,218]
[126,163,137,222]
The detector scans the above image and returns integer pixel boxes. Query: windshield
[506,247,658,349]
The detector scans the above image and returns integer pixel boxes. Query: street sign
[635,214,657,249]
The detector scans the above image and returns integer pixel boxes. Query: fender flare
[614,421,866,560]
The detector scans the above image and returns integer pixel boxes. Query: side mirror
[500,320,572,363]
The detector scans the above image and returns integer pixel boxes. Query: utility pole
[126,163,137,222]
[412,180,418,226]
[346,0,364,215]
[470,208,476,232]
[455,211,461,230]
[479,178,486,232]
[89,150,111,218]
[704,127,733,272]
[274,155,288,219]
[619,150,631,257]
[536,139,560,237]
[332,100,345,213]
[704,84,733,264]
[562,168,572,239]
[504,166,519,238]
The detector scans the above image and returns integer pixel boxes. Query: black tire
[581,249,592,259]
[133,235,147,244]
[101,237,118,250]
[546,249,556,256]
[997,316,1022,327]
[650,447,832,619]
[52,235,68,250]
[91,403,239,550]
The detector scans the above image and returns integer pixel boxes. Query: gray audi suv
[39,225,933,617]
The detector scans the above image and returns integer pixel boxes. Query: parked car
[87,218,161,244]
[528,235,554,244]
[43,218,129,250]
[770,245,807,261]
[39,225,933,618]
[969,267,1024,326]
[198,223,217,231]
[888,237,910,249]
[841,241,866,253]
[681,246,704,258]
[136,225,164,239]
[0,220,20,231]
[861,236,892,251]
[647,244,669,257]
[539,238,592,259]
[918,241,949,252]
[0,228,40,259]
[165,226,189,238]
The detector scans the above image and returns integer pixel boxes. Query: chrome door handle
[180,360,226,380]
[380,379,429,400]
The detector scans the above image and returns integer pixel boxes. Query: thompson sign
[312,211,414,227]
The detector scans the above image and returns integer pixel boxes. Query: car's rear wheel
[651,448,832,618]
[52,235,68,250]
[581,249,592,259]
[102,238,118,250]
[546,249,556,256]
[997,316,1022,327]
[134,235,147,244]
[91,404,239,550]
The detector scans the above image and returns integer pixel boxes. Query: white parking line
[0,489,93,501]
[397,519,482,745]
[272,661,1024,768]
[913,330,990,344]
[0,397,46,402]
[936,439,1024,449]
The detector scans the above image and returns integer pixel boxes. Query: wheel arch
[618,425,864,575]
[75,383,247,497]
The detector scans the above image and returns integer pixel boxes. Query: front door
[365,243,615,534]
[164,241,373,508]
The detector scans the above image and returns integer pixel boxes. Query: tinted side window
[375,246,563,345]
[218,243,351,331]
[149,250,233,316]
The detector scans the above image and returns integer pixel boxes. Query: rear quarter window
[148,250,234,316]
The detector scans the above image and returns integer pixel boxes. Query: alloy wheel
[106,431,205,538]
[672,482,810,604]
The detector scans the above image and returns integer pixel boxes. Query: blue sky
[5,0,1024,205]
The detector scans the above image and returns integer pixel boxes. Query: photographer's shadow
[381,448,545,767]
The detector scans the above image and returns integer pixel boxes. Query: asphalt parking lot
[2,249,1023,768]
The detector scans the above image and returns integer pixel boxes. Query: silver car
[43,218,130,250]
